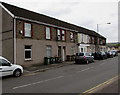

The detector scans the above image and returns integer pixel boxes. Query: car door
[87,53,92,62]
[0,59,13,76]
[0,61,2,77]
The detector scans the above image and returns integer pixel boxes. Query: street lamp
[97,23,111,33]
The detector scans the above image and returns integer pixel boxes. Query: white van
[0,56,23,77]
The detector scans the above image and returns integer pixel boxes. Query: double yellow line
[80,75,119,95]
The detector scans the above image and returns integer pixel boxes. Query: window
[92,37,94,44]
[71,47,74,55]
[24,23,32,37]
[81,34,83,42]
[25,46,32,60]
[0,59,10,66]
[46,46,52,57]
[88,36,91,43]
[76,53,84,56]
[46,27,51,39]
[57,29,61,40]
[70,32,74,41]
[62,30,65,41]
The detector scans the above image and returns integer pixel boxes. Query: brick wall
[16,19,76,43]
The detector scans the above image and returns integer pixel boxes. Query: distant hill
[107,42,120,47]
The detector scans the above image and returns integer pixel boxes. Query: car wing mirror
[8,63,12,66]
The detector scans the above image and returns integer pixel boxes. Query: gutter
[14,16,78,33]
[13,18,16,64]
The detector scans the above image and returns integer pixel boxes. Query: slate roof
[1,2,106,39]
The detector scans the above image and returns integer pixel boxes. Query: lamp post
[97,22,111,33]
[96,22,111,52]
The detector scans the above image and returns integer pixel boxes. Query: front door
[58,46,61,57]
[81,48,83,52]
[62,47,66,61]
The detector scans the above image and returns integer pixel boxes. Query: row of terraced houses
[0,2,106,67]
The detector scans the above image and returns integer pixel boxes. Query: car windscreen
[111,51,115,53]
[0,59,10,66]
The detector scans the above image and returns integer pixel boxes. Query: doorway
[62,47,66,61]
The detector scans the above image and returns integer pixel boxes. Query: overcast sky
[1,0,119,43]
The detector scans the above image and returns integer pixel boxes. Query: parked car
[110,50,118,57]
[75,52,94,64]
[0,56,23,77]
[106,51,114,58]
[93,51,107,60]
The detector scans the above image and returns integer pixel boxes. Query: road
[2,56,118,94]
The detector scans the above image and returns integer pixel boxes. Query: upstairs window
[87,36,90,43]
[70,32,74,42]
[81,34,84,42]
[92,37,94,44]
[24,23,32,37]
[46,27,51,40]
[57,29,61,40]
[62,30,65,41]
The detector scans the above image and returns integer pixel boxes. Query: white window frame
[92,37,94,44]
[62,30,65,41]
[24,23,32,37]
[24,46,32,61]
[81,34,84,42]
[46,27,51,40]
[46,46,52,57]
[70,32,74,41]
[57,29,61,40]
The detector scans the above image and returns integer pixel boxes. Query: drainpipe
[13,18,16,64]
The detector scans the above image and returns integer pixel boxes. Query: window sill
[25,59,32,61]
[46,39,51,40]
[24,37,32,38]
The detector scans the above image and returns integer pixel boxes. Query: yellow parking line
[79,76,118,95]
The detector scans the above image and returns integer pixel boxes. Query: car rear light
[84,56,86,59]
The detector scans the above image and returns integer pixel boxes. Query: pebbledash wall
[16,19,78,66]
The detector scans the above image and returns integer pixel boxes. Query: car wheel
[13,69,21,77]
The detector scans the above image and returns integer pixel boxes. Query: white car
[0,56,23,77]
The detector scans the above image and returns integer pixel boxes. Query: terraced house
[0,2,106,66]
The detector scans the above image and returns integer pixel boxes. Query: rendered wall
[2,8,14,63]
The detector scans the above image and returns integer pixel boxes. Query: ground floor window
[46,46,52,57]
[25,45,32,60]
[71,47,75,55]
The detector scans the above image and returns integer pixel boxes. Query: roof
[1,2,106,39]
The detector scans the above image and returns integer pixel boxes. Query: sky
[0,0,119,43]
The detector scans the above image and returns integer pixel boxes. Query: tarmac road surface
[2,55,118,94]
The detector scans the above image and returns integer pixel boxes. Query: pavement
[23,61,75,75]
